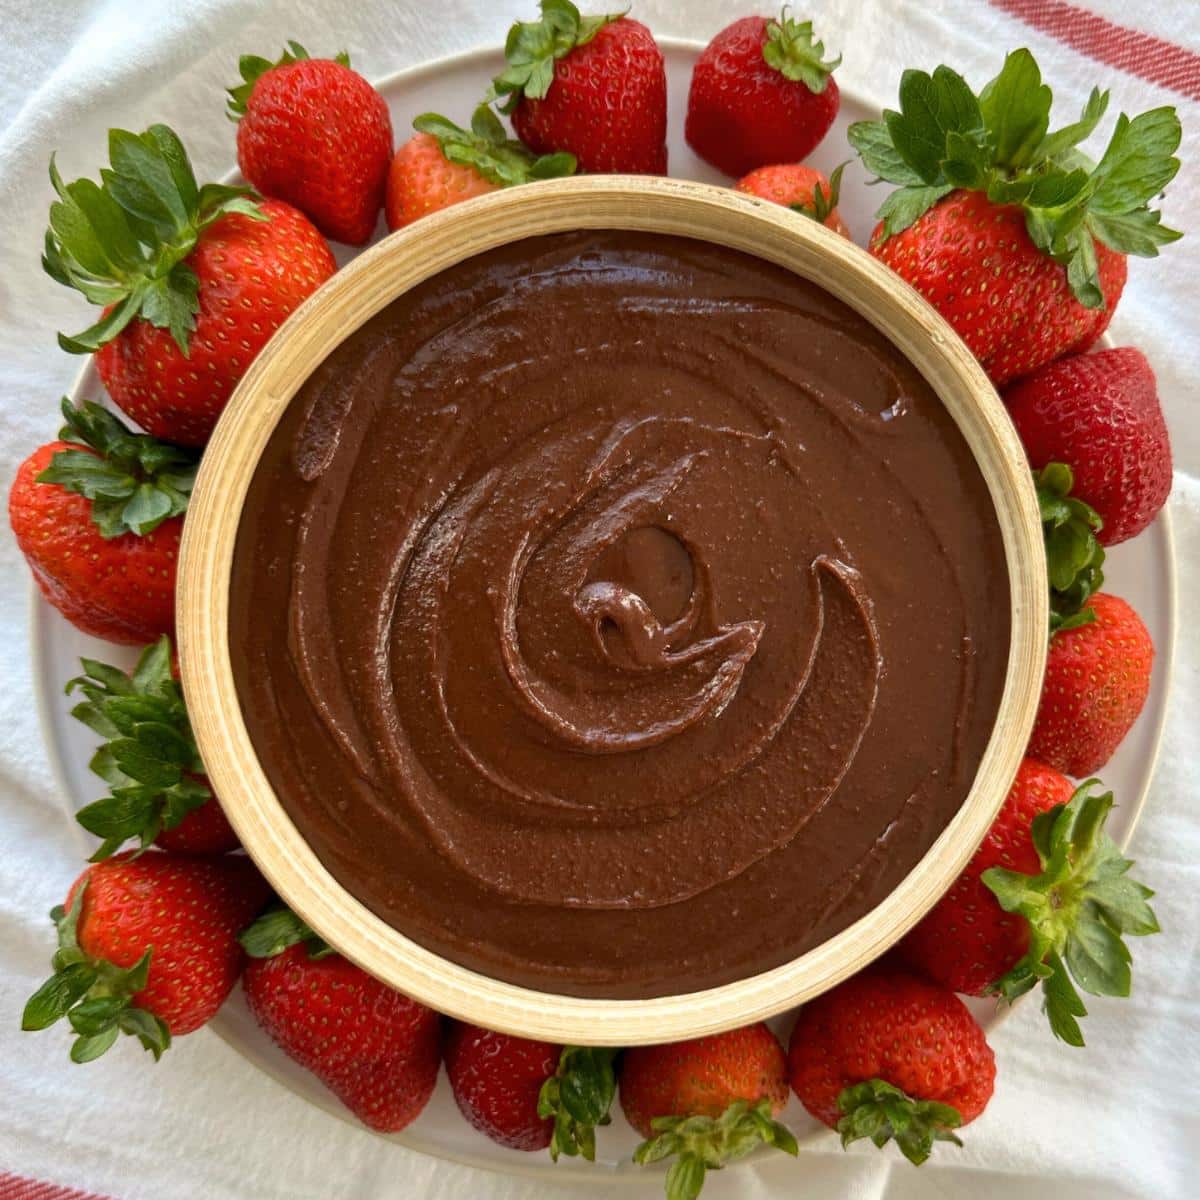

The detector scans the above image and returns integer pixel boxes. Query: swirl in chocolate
[230,233,1009,998]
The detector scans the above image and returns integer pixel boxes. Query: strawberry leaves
[21,883,172,1062]
[538,1045,617,1161]
[37,398,197,537]
[67,638,211,861]
[239,905,333,961]
[836,1078,963,1165]
[1036,462,1106,636]
[634,1099,797,1200]
[848,48,1182,306]
[982,779,1159,1046]
[415,105,576,187]
[791,162,846,225]
[227,41,351,118]
[490,0,624,112]
[762,11,840,94]
[44,124,263,355]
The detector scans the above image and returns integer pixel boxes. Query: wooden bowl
[178,176,1047,1045]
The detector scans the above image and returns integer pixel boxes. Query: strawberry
[66,637,238,858]
[228,42,393,245]
[1005,348,1171,546]
[850,49,1181,385]
[1029,592,1154,776]
[9,399,195,644]
[22,851,269,1060]
[621,1024,796,1200]
[386,106,575,231]
[491,2,667,175]
[686,13,840,178]
[240,908,441,1133]
[735,162,850,237]
[45,125,335,446]
[788,969,994,1164]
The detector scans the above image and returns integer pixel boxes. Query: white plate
[30,38,1178,1184]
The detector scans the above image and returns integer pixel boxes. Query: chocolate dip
[229,232,1010,999]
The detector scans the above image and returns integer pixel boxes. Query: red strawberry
[788,969,994,1163]
[45,125,336,446]
[1029,592,1154,776]
[850,50,1180,385]
[9,400,194,644]
[21,851,269,1060]
[386,106,576,231]
[492,3,666,174]
[240,908,441,1133]
[229,42,393,245]
[1004,348,1171,545]
[735,162,850,237]
[66,637,239,858]
[686,13,840,178]
[621,1024,796,1198]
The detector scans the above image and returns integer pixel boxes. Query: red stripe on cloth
[0,1174,111,1200]
[991,0,1200,101]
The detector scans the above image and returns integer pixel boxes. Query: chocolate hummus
[229,232,1010,999]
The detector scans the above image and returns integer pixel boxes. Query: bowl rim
[178,175,1047,1045]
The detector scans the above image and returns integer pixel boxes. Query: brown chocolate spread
[229,232,1010,998]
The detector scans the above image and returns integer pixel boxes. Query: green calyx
[414,104,577,186]
[21,883,171,1062]
[791,161,846,225]
[982,779,1160,1047]
[537,1045,617,1161]
[37,397,198,538]
[762,9,840,94]
[44,123,264,356]
[634,1099,797,1200]
[226,40,351,117]
[836,1078,962,1166]
[489,0,625,113]
[847,48,1182,307]
[239,904,333,960]
[1037,462,1105,636]
[67,637,210,862]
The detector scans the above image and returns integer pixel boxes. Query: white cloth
[0,2,1196,1198]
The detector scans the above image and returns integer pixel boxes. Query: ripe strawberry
[229,42,393,245]
[735,162,850,237]
[22,851,269,1060]
[1005,348,1171,545]
[240,908,441,1133]
[788,969,994,1164]
[491,2,667,174]
[686,13,840,178]
[1029,592,1154,776]
[850,50,1181,385]
[9,399,195,644]
[66,637,238,858]
[621,1024,796,1199]
[45,125,336,446]
[386,106,575,231]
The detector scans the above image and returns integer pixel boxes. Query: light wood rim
[178,176,1047,1045]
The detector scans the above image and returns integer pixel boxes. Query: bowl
[177,175,1046,1045]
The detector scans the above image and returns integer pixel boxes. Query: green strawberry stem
[1036,462,1106,636]
[37,397,198,537]
[982,779,1159,1047]
[537,1045,617,1161]
[489,0,625,113]
[634,1099,797,1200]
[44,124,264,355]
[762,9,840,94]
[239,904,333,960]
[21,883,171,1062]
[847,48,1182,307]
[67,637,211,861]
[836,1078,962,1165]
[415,105,576,185]
[791,161,847,225]
[226,41,351,118]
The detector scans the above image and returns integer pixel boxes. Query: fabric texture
[0,2,1196,1198]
